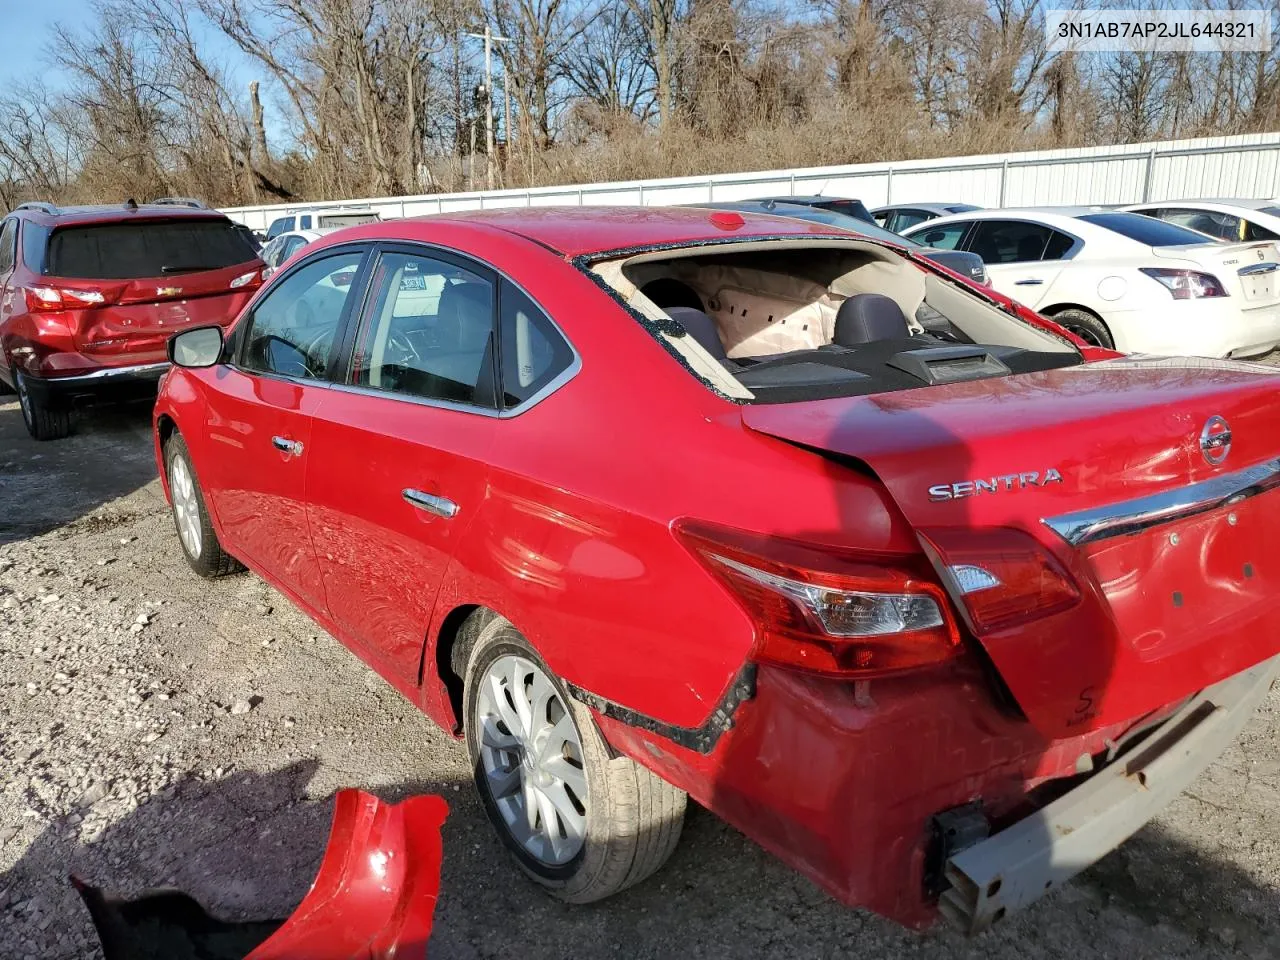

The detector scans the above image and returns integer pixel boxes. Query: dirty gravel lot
[2,395,1280,960]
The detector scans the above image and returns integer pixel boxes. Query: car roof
[1130,198,1279,211]
[394,205,850,257]
[12,202,227,227]
[280,228,341,241]
[873,202,981,214]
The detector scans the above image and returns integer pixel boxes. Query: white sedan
[260,228,343,272]
[902,207,1280,357]
[1122,199,1280,243]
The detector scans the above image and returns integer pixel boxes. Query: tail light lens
[919,528,1081,634]
[1139,267,1228,299]
[673,519,962,678]
[22,285,122,312]
[230,269,265,289]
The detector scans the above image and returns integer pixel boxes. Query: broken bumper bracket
[940,654,1280,934]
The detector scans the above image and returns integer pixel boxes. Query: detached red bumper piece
[74,790,448,960]
[250,790,449,960]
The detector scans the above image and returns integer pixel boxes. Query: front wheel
[1049,308,1114,350]
[16,371,71,441]
[464,617,686,903]
[164,433,243,578]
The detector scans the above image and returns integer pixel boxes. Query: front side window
[351,251,497,407]
[299,215,313,230]
[909,220,969,250]
[499,280,574,408]
[966,220,1053,264]
[240,251,363,380]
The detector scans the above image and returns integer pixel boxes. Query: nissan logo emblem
[1200,415,1232,466]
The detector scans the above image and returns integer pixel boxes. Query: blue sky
[3,0,258,96]
[4,0,83,87]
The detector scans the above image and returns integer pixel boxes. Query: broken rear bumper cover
[941,653,1280,934]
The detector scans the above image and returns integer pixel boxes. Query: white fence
[222,131,1280,231]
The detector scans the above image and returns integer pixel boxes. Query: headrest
[667,306,728,361]
[833,293,911,345]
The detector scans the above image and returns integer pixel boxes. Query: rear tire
[163,433,243,578]
[464,617,686,903]
[15,371,72,441]
[1049,307,1114,349]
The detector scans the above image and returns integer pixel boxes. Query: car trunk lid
[740,356,1280,739]
[1152,240,1280,303]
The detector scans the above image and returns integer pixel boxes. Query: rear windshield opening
[612,241,1082,403]
[43,218,258,279]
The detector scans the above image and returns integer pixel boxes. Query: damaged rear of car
[579,225,1280,931]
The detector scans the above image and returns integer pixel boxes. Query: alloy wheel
[169,454,203,558]
[475,654,588,866]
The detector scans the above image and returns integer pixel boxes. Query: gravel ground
[2,394,1280,960]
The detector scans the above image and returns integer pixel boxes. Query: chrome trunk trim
[1043,456,1280,546]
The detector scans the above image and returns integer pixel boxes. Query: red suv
[0,199,265,439]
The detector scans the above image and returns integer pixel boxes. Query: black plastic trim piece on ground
[566,665,757,755]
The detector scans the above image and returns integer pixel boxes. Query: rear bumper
[941,653,1280,933]
[23,362,169,409]
[597,653,1276,930]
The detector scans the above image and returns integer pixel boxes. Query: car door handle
[402,489,459,519]
[1014,278,1044,286]
[272,436,304,456]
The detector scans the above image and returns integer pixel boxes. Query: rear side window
[499,280,574,408]
[0,220,16,273]
[319,213,379,228]
[889,209,933,232]
[1076,212,1212,247]
[22,221,49,271]
[43,219,258,279]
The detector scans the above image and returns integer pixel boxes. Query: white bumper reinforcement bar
[941,654,1280,934]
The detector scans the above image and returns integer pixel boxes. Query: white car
[260,228,342,272]
[1122,199,1280,243]
[264,206,382,241]
[902,207,1280,357]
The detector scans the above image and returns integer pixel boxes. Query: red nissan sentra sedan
[152,207,1280,932]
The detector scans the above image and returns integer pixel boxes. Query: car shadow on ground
[2,758,1276,959]
[0,398,160,546]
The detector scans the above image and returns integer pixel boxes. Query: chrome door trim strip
[1043,457,1280,546]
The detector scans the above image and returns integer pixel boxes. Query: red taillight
[919,528,1081,634]
[673,519,962,679]
[22,285,122,313]
[230,268,264,290]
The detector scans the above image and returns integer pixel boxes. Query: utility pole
[466,24,512,191]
